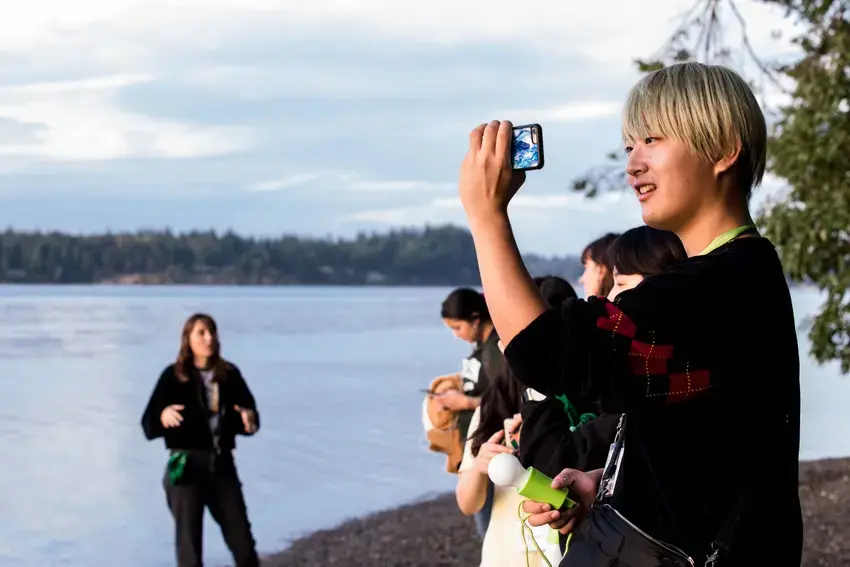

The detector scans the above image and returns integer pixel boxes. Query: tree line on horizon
[0,226,583,287]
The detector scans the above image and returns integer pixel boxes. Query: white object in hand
[488,452,531,489]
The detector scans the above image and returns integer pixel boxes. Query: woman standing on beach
[141,313,261,567]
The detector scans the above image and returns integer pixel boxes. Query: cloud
[429,191,627,213]
[0,73,152,95]
[345,191,644,256]
[352,191,634,227]
[249,173,326,192]
[0,73,258,161]
[0,0,805,254]
[248,171,454,193]
[0,117,47,145]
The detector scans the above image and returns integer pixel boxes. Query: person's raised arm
[459,120,548,346]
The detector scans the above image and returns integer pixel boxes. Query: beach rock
[261,458,850,567]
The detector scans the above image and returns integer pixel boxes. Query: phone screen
[503,417,520,449]
[512,124,543,170]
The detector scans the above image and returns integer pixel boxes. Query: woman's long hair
[175,313,228,384]
[581,232,620,297]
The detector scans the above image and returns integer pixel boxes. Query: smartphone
[503,417,520,449]
[512,123,544,171]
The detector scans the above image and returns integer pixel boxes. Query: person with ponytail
[454,277,573,566]
[438,287,504,537]
[439,287,504,442]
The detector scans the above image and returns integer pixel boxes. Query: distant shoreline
[0,278,812,290]
[0,279,500,287]
[261,457,850,567]
[0,226,583,286]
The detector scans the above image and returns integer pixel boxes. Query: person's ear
[714,141,742,177]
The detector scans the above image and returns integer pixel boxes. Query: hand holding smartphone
[503,414,522,450]
[511,123,544,171]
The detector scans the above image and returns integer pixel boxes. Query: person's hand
[521,468,602,534]
[459,120,526,220]
[160,404,184,428]
[472,429,514,475]
[234,405,258,434]
[437,389,469,411]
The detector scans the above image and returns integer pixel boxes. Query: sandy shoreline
[261,457,850,567]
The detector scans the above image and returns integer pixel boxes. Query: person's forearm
[466,396,480,410]
[467,211,547,346]
[455,469,489,516]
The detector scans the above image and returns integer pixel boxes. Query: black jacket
[505,237,802,566]
[518,398,618,478]
[141,361,260,452]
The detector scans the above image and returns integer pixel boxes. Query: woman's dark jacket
[518,398,618,478]
[141,362,260,452]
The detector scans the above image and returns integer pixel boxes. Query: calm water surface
[0,285,846,567]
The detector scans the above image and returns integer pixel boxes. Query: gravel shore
[263,458,850,567]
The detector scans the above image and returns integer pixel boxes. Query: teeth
[639,184,656,194]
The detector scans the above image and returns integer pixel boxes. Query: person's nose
[626,147,647,178]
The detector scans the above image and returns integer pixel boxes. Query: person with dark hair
[518,226,688,555]
[533,275,579,307]
[578,233,620,298]
[607,226,687,299]
[439,287,502,439]
[455,279,569,566]
[436,287,503,538]
[141,313,260,567]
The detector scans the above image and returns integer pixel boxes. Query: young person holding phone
[457,62,801,566]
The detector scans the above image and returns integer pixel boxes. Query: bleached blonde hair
[622,61,767,197]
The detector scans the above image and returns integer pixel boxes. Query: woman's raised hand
[472,428,514,475]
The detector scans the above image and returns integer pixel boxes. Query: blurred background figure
[141,313,261,567]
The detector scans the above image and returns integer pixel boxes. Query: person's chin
[641,206,675,231]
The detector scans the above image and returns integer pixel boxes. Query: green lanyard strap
[554,394,598,432]
[698,224,758,256]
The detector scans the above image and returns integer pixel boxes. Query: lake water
[0,285,847,567]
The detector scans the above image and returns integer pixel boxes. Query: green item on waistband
[167,451,188,486]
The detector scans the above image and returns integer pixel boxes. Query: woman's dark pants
[163,451,259,567]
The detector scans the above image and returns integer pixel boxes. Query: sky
[0,0,805,255]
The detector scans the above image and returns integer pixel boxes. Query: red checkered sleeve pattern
[503,293,713,412]
[594,300,712,405]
